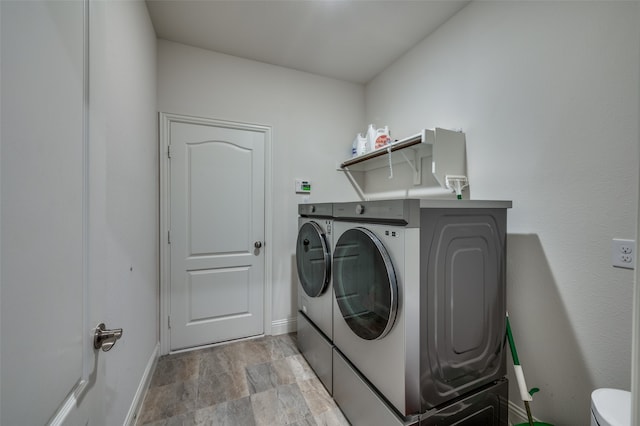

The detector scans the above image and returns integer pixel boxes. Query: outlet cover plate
[612,238,636,269]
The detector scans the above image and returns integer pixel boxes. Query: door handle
[94,323,123,352]
[254,241,263,249]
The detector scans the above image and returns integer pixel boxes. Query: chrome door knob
[94,323,123,352]
[254,241,263,249]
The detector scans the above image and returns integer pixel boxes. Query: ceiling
[145,0,470,84]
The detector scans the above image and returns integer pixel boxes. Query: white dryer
[296,203,334,393]
[331,199,511,424]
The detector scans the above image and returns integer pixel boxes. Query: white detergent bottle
[374,126,391,150]
[353,133,367,157]
[366,124,377,153]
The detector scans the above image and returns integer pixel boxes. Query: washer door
[296,221,331,297]
[333,227,398,340]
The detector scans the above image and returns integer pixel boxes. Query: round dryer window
[333,227,398,340]
[296,222,331,298]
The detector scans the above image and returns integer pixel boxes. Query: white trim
[633,11,640,425]
[271,317,297,335]
[47,380,90,426]
[0,0,2,413]
[125,343,159,426]
[632,284,639,426]
[632,11,640,421]
[633,249,639,426]
[81,0,92,386]
[158,112,273,355]
[169,333,265,356]
[159,112,171,355]
[263,126,274,337]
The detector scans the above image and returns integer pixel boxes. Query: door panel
[188,141,252,255]
[169,120,266,351]
[1,1,103,423]
[187,267,251,321]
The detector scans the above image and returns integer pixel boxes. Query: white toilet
[590,388,631,426]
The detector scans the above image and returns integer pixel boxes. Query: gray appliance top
[298,203,333,217]
[333,199,512,226]
[418,199,512,209]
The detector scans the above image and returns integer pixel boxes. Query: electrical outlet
[620,244,633,254]
[612,238,636,269]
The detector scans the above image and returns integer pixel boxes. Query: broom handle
[507,314,535,425]
[524,401,535,426]
[506,315,520,365]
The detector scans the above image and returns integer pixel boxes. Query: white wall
[366,1,639,424]
[94,1,159,424]
[157,40,363,329]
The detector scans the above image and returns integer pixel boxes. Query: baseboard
[125,342,160,426]
[508,399,539,425]
[271,317,297,335]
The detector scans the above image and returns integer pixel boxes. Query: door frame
[158,112,273,355]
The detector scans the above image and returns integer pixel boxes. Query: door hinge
[168,230,171,244]
[168,316,171,329]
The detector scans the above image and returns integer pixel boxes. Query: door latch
[93,323,123,352]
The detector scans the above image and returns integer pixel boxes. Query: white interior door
[1,1,108,424]
[166,115,267,351]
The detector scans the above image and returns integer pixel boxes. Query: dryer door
[333,227,398,340]
[296,221,330,297]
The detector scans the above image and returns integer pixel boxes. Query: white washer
[296,203,334,393]
[331,199,511,421]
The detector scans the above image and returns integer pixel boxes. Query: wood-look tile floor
[136,333,350,426]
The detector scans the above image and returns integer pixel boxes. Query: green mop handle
[507,315,540,396]
[506,313,520,365]
[507,313,535,426]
